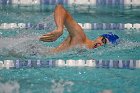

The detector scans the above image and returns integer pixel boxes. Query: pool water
[0,5,140,93]
[1,67,140,93]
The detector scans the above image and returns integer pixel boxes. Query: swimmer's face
[93,36,108,48]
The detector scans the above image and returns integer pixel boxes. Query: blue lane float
[0,0,12,5]
[0,59,139,69]
[58,0,64,4]
[96,0,124,5]
[50,0,57,5]
[64,0,68,4]
[25,23,33,29]
[11,0,68,5]
[0,0,139,5]
[91,23,124,30]
[41,0,50,5]
[14,60,55,68]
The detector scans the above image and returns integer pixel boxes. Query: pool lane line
[0,59,140,69]
[1,0,140,5]
[0,23,140,30]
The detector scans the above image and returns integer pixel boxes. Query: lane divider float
[1,0,140,5]
[0,59,139,69]
[0,23,140,30]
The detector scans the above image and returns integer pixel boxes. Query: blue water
[0,67,140,93]
[0,5,140,93]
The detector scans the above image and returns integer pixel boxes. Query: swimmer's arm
[40,5,66,42]
[51,36,71,52]
[39,29,63,42]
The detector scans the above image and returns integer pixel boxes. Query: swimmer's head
[101,33,119,44]
[93,33,119,48]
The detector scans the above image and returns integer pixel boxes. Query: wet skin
[39,4,108,52]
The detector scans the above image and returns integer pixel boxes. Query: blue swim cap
[101,32,119,44]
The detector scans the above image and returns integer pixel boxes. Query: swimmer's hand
[39,30,63,42]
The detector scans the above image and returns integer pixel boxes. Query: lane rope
[0,23,140,30]
[0,59,139,69]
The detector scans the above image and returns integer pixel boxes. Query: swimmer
[39,4,119,52]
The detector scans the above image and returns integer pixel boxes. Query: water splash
[37,13,56,31]
[0,35,54,58]
[0,14,57,58]
[0,81,20,93]
[95,39,140,55]
[99,90,112,93]
[49,80,74,93]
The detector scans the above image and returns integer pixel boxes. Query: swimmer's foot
[39,29,63,42]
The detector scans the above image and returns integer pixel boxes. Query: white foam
[50,80,74,93]
[0,81,20,93]
[0,32,54,57]
[96,40,140,55]
[101,90,112,93]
